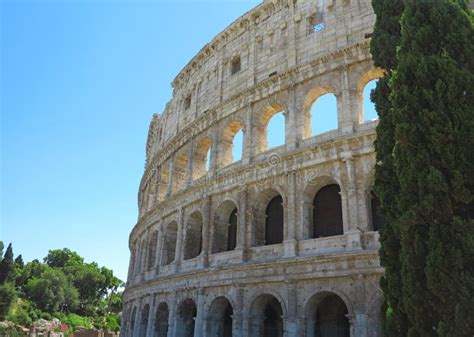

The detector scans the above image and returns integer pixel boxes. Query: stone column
[199,196,212,268]
[232,285,245,337]
[349,314,368,337]
[145,295,155,337]
[244,105,256,165]
[343,155,362,250]
[284,171,298,257]
[167,296,177,337]
[287,0,297,68]
[194,290,206,337]
[167,156,175,196]
[154,228,163,275]
[173,208,185,273]
[236,188,248,261]
[340,65,356,133]
[285,88,299,151]
[285,281,298,337]
[187,139,195,186]
[133,298,143,337]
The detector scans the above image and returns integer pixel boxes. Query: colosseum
[122,0,386,336]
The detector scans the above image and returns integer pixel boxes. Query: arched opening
[265,195,284,245]
[252,189,284,247]
[184,211,203,260]
[147,230,158,269]
[220,120,244,167]
[313,185,343,238]
[157,165,169,201]
[130,306,137,337]
[257,104,286,153]
[193,137,212,180]
[172,150,188,194]
[176,298,197,337]
[356,68,384,123]
[138,304,149,337]
[154,302,169,337]
[370,191,385,231]
[363,79,378,122]
[161,221,178,266]
[310,93,338,136]
[249,294,284,337]
[212,201,238,254]
[305,292,350,337]
[207,297,233,337]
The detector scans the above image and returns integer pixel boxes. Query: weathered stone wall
[124,0,385,336]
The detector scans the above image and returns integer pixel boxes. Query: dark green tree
[0,243,14,284]
[44,248,84,268]
[0,283,16,320]
[369,0,409,336]
[389,1,474,336]
[25,268,79,313]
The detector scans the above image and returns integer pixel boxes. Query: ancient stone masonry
[123,0,386,336]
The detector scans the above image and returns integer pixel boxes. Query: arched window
[313,185,343,238]
[310,93,338,136]
[130,306,137,337]
[305,292,350,337]
[227,209,237,251]
[363,79,378,122]
[147,231,158,269]
[161,221,177,266]
[172,150,188,193]
[154,302,169,337]
[184,212,203,260]
[207,297,233,337]
[265,195,284,245]
[212,201,238,254]
[257,104,286,153]
[176,299,197,337]
[138,304,149,337]
[266,112,285,149]
[220,120,244,167]
[249,294,284,337]
[157,165,169,201]
[193,138,212,180]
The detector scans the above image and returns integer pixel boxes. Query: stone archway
[154,302,169,337]
[212,200,238,254]
[249,294,284,337]
[207,296,233,337]
[176,298,197,337]
[313,184,343,238]
[138,304,149,337]
[305,292,350,337]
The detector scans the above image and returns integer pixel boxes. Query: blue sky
[1,0,377,282]
[1,0,261,281]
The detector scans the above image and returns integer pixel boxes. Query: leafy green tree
[0,243,14,284]
[0,283,17,320]
[370,0,409,336]
[44,248,84,268]
[389,1,474,336]
[25,268,79,313]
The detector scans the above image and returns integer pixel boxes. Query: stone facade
[123,0,385,336]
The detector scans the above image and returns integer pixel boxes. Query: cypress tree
[0,243,14,284]
[390,1,474,336]
[369,1,409,336]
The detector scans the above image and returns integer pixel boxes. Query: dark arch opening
[154,302,169,337]
[227,208,237,251]
[176,299,197,337]
[130,307,137,337]
[207,297,233,337]
[313,184,343,238]
[138,304,149,337]
[314,294,350,337]
[249,294,284,337]
[263,298,283,337]
[265,195,284,245]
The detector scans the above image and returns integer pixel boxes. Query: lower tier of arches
[123,265,382,337]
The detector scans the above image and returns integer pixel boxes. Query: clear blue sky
[1,0,377,282]
[1,0,261,281]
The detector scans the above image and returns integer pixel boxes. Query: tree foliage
[0,242,122,332]
[371,1,474,336]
